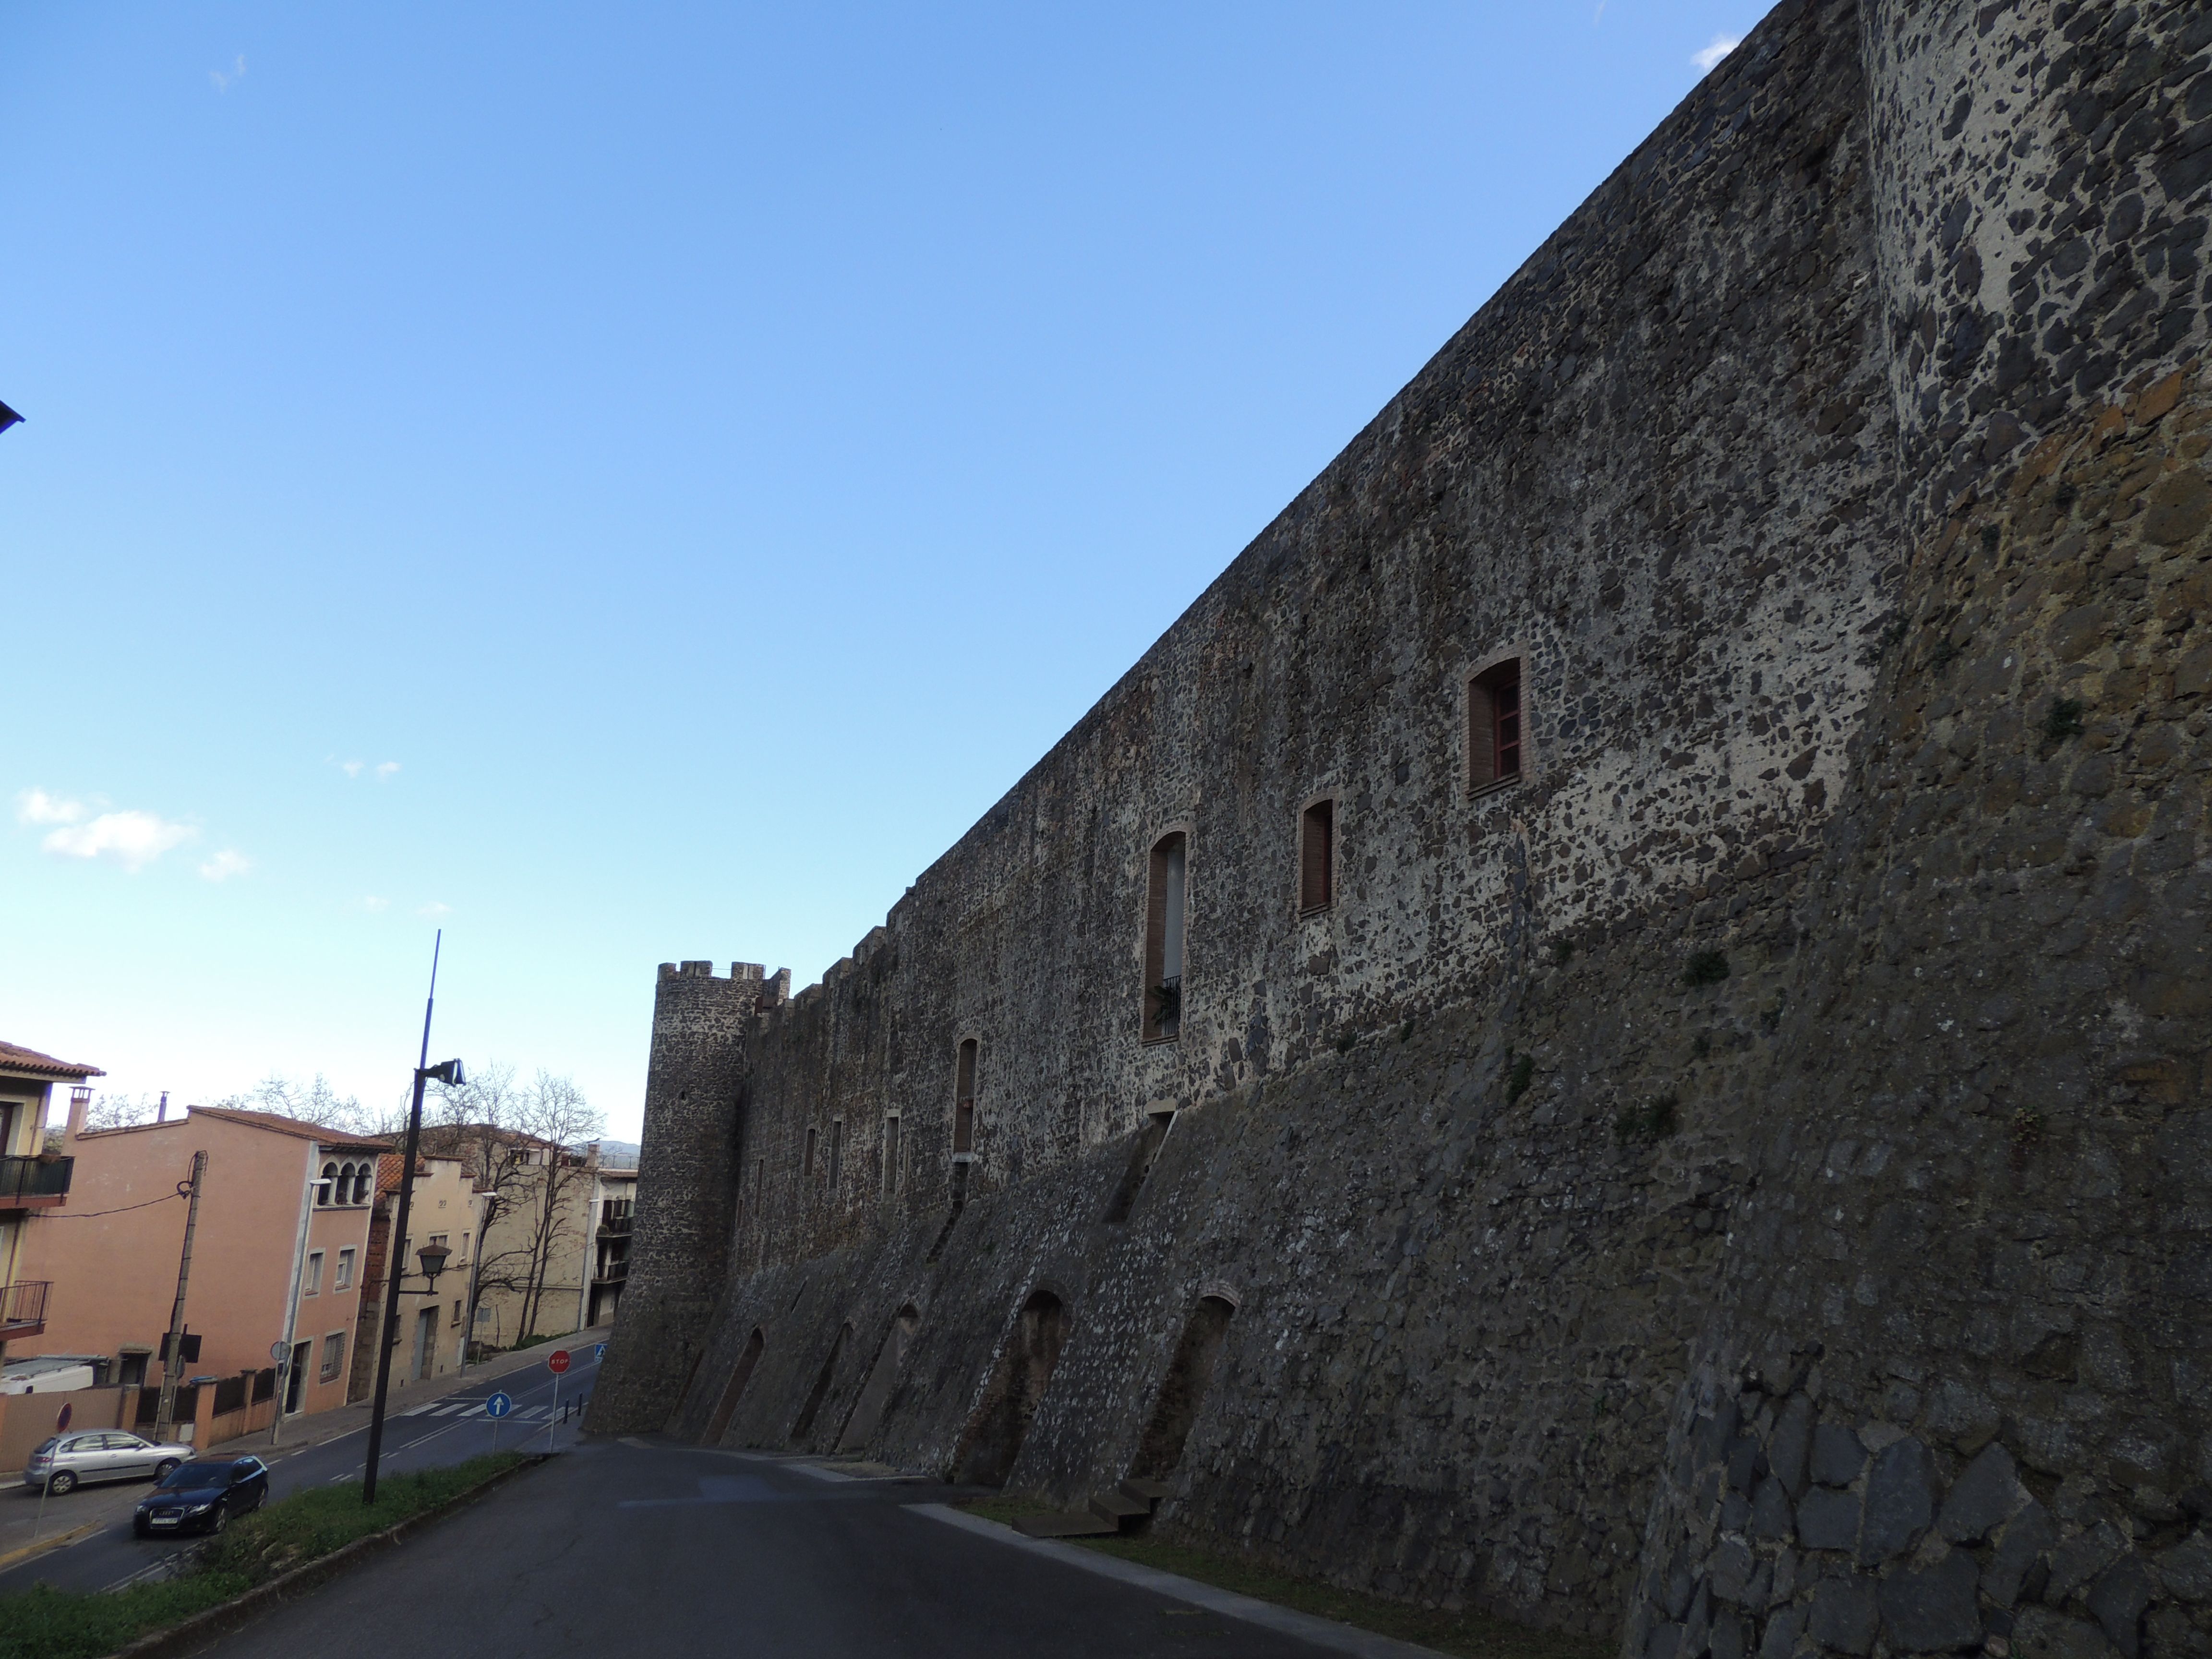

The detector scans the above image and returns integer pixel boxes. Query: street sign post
[545,1350,571,1451]
[484,1390,513,1453]
[33,1402,75,1539]
[594,1343,606,1362]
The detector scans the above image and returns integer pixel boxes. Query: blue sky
[2,2,1767,1139]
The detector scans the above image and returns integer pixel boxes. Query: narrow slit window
[884,1115,901,1194]
[1298,799,1334,914]
[1469,658,1526,793]
[805,1126,817,1180]
[1143,832,1188,1041]
[953,1040,977,1154]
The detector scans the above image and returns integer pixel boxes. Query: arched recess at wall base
[704,1328,765,1446]
[1130,1295,1236,1483]
[837,1304,921,1452]
[950,1289,1069,1488]
[790,1322,853,1447]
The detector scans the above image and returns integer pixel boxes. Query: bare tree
[423,1063,604,1354]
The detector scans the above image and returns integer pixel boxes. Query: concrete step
[1088,1488,1151,1526]
[1013,1510,1118,1539]
[1119,1478,1175,1505]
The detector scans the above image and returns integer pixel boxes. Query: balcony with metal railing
[0,1154,72,1210]
[0,1279,51,1340]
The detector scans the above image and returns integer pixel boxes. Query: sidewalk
[0,1329,610,1571]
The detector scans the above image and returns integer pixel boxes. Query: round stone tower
[586,960,763,1433]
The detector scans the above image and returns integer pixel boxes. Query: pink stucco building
[14,1101,386,1421]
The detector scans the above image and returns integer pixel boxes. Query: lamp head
[416,1240,452,1288]
[424,1059,467,1088]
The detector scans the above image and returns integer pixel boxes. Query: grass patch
[0,1453,524,1659]
[954,1493,1040,1528]
[1073,1533,1609,1659]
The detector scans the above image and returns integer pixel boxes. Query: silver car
[24,1431,194,1495]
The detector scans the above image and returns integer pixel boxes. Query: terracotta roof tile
[0,1040,105,1080]
[190,1106,390,1149]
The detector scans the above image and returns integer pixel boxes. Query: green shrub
[2042,697,2085,745]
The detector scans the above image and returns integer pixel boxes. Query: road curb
[0,1518,103,1574]
[100,1454,548,1659]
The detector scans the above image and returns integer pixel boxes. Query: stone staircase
[1011,1477,1176,1538]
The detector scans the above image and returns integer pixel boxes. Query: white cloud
[375,761,400,780]
[418,901,452,918]
[1693,34,1741,71]
[340,760,364,779]
[361,896,391,913]
[210,54,245,93]
[199,849,252,882]
[43,809,195,871]
[15,788,86,826]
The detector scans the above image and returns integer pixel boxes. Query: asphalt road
[0,1351,601,1597]
[195,1437,1355,1659]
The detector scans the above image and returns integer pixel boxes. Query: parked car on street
[23,1431,193,1495]
[133,1456,269,1536]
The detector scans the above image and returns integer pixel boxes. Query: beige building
[348,1151,483,1400]
[0,1041,101,1357]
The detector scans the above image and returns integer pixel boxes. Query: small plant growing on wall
[1683,950,1730,986]
[2042,697,2085,746]
[2008,1106,2045,1170]
[1691,1032,1712,1059]
[1397,1018,1416,1043]
[1615,1093,1680,1146]
[1505,1051,1535,1103]
[1334,1030,1358,1055]
[1550,938,1575,965]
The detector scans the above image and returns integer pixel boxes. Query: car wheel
[45,1471,76,1497]
[206,1505,228,1536]
[153,1460,180,1480]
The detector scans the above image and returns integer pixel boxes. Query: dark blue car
[132,1455,269,1537]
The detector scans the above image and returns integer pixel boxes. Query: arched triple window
[317,1162,337,1206]
[351,1164,373,1205]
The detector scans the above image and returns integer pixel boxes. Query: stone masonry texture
[587,3,2212,1654]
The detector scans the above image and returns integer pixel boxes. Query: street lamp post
[362,930,464,1505]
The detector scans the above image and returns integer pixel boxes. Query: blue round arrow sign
[594,1343,606,1361]
[483,1391,514,1419]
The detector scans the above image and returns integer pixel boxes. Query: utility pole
[154,1152,207,1444]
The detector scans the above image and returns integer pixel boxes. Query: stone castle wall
[590,2,2212,1652]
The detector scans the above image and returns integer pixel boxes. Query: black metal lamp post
[362,930,464,1505]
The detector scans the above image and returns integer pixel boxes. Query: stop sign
[546,1349,571,1374]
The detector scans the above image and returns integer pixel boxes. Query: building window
[320,1332,345,1382]
[827,1122,842,1190]
[317,1162,337,1206]
[1468,658,1525,793]
[884,1115,901,1194]
[953,1040,978,1155]
[335,1248,355,1290]
[451,1299,462,1327]
[1298,798,1335,914]
[805,1126,817,1180]
[1143,832,1188,1041]
[305,1250,324,1295]
[351,1164,372,1205]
